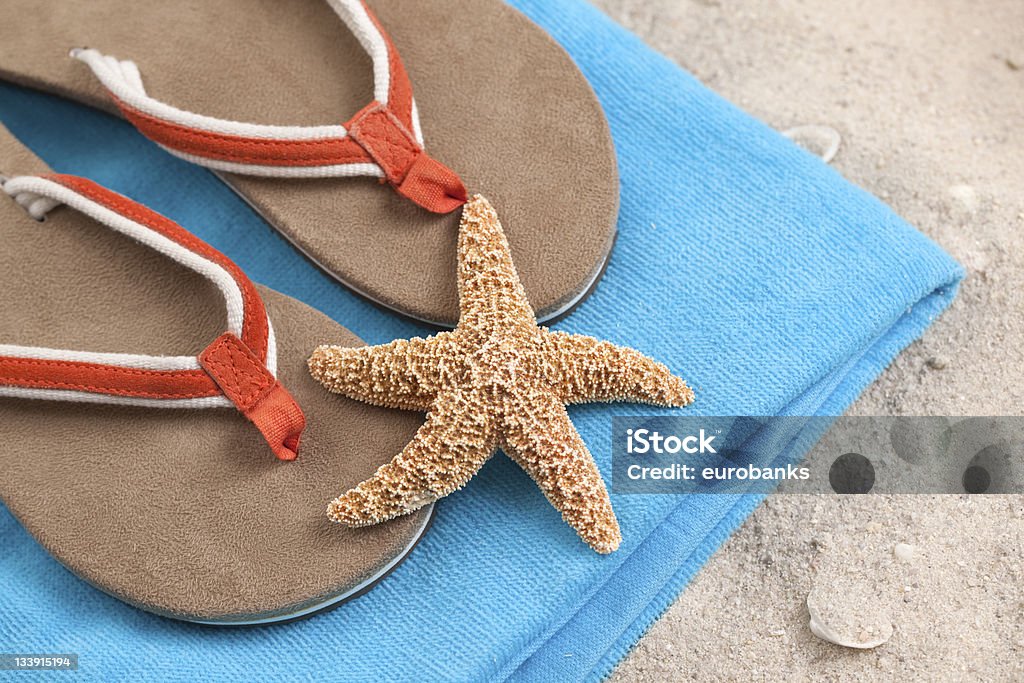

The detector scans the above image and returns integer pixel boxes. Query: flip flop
[0,125,432,624]
[0,0,619,326]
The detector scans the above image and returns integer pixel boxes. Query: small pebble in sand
[946,184,979,213]
[925,356,948,370]
[894,543,915,563]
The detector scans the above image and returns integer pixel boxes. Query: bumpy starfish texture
[308,196,694,553]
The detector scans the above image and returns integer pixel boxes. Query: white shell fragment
[893,543,915,563]
[946,184,979,213]
[781,125,842,164]
[807,585,894,649]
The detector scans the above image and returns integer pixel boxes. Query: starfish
[308,196,694,553]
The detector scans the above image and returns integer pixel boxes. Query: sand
[592,0,1024,679]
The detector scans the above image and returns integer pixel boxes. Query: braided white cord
[1,174,60,219]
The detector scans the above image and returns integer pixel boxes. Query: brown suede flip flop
[0,0,619,326]
[0,125,432,624]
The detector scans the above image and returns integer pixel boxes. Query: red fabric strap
[353,1,467,212]
[115,100,372,168]
[199,334,305,461]
[346,102,467,213]
[0,357,218,398]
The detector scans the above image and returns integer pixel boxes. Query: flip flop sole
[0,0,619,326]
[0,128,433,624]
[190,505,435,627]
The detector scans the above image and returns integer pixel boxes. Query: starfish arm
[308,332,457,411]
[541,330,695,407]
[457,196,536,328]
[502,393,622,553]
[327,388,497,525]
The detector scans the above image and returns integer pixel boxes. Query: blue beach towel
[0,0,961,680]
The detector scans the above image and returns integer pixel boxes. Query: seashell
[781,125,842,163]
[807,585,894,649]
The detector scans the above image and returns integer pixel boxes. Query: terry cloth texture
[0,0,961,681]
